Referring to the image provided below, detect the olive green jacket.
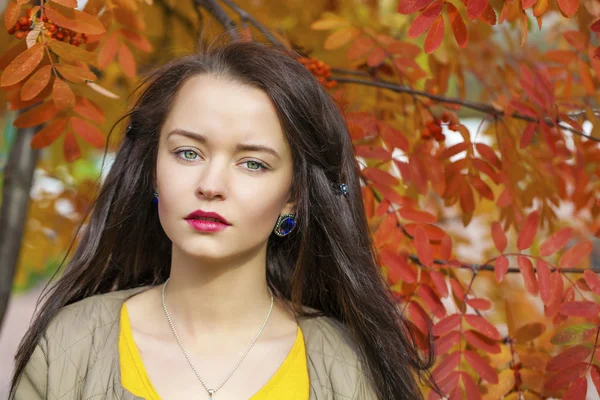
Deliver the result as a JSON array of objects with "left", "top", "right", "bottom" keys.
[{"left": 13, "top": 287, "right": 378, "bottom": 400}]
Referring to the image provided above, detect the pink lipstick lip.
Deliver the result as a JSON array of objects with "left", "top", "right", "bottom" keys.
[
  {"left": 186, "top": 219, "right": 229, "bottom": 232},
  {"left": 184, "top": 210, "right": 231, "bottom": 225}
]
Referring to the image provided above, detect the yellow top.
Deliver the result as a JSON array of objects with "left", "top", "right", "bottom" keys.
[{"left": 119, "top": 303, "right": 309, "bottom": 399}]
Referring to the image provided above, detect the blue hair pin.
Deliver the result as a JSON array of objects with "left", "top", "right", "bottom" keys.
[{"left": 337, "top": 183, "right": 349, "bottom": 196}]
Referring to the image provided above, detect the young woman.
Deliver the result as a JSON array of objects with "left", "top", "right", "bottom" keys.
[{"left": 10, "top": 37, "right": 433, "bottom": 400}]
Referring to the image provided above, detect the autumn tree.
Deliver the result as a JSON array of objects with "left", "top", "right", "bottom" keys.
[{"left": 2, "top": 0, "right": 600, "bottom": 398}]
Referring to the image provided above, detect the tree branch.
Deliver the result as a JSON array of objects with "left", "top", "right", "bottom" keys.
[
  {"left": 194, "top": 0, "right": 239, "bottom": 40},
  {"left": 218, "top": 0, "right": 285, "bottom": 48},
  {"left": 331, "top": 75, "right": 600, "bottom": 143}
]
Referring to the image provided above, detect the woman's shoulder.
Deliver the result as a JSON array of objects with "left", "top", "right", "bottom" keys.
[
  {"left": 298, "top": 314, "right": 378, "bottom": 398},
  {"left": 44, "top": 286, "right": 149, "bottom": 349}
]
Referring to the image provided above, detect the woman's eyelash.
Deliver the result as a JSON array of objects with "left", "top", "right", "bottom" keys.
[{"left": 174, "top": 149, "right": 269, "bottom": 172}]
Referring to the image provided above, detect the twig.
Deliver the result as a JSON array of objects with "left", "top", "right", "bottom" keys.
[
  {"left": 194, "top": 0, "right": 238, "bottom": 40},
  {"left": 218, "top": 0, "right": 284, "bottom": 48},
  {"left": 331, "top": 76, "right": 600, "bottom": 143},
  {"left": 155, "top": 0, "right": 197, "bottom": 33}
]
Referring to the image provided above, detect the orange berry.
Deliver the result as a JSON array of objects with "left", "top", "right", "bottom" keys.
[
  {"left": 18, "top": 16, "right": 28, "bottom": 25},
  {"left": 15, "top": 31, "right": 25, "bottom": 39},
  {"left": 55, "top": 32, "right": 64, "bottom": 39},
  {"left": 45, "top": 30, "right": 52, "bottom": 37},
  {"left": 441, "top": 112, "right": 451, "bottom": 123},
  {"left": 26, "top": 8, "right": 32, "bottom": 17},
  {"left": 448, "top": 123, "right": 458, "bottom": 131}
]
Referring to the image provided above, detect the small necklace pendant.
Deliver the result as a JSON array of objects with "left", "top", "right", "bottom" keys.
[{"left": 208, "top": 389, "right": 215, "bottom": 399}]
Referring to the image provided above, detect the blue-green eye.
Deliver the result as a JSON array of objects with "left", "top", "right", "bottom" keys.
[
  {"left": 179, "top": 150, "right": 198, "bottom": 161},
  {"left": 174, "top": 149, "right": 268, "bottom": 173},
  {"left": 245, "top": 160, "right": 268, "bottom": 172}
]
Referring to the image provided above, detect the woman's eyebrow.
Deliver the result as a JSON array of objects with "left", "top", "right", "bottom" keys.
[{"left": 166, "top": 129, "right": 281, "bottom": 160}]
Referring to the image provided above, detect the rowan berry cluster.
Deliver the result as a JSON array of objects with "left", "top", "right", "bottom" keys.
[
  {"left": 422, "top": 112, "right": 458, "bottom": 142},
  {"left": 298, "top": 56, "right": 337, "bottom": 89},
  {"left": 7, "top": 8, "right": 88, "bottom": 46}
]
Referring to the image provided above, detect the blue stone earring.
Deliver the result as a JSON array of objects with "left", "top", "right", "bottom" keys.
[
  {"left": 152, "top": 191, "right": 159, "bottom": 204},
  {"left": 273, "top": 213, "right": 296, "bottom": 237}
]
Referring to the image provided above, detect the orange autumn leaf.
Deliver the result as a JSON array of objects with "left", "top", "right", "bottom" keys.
[
  {"left": 464, "top": 314, "right": 501, "bottom": 340},
  {"left": 464, "top": 350, "right": 498, "bottom": 383},
  {"left": 466, "top": 297, "right": 492, "bottom": 311},
  {"left": 398, "top": 0, "right": 436, "bottom": 14},
  {"left": 577, "top": 58, "right": 595, "bottom": 95},
  {"left": 536, "top": 260, "right": 553, "bottom": 306},
  {"left": 30, "top": 117, "right": 67, "bottom": 149},
  {"left": 540, "top": 227, "right": 572, "bottom": 256},
  {"left": 63, "top": 129, "right": 82, "bottom": 162},
  {"left": 468, "top": 0, "right": 488, "bottom": 18},
  {"left": 517, "top": 256, "right": 539, "bottom": 295},
  {"left": 20, "top": 65, "right": 52, "bottom": 101},
  {"left": 98, "top": 32, "right": 120, "bottom": 69},
  {"left": 1, "top": 42, "right": 44, "bottom": 87},
  {"left": 120, "top": 29, "right": 153, "bottom": 52},
  {"left": 362, "top": 167, "right": 398, "bottom": 187},
  {"left": 48, "top": 39, "right": 97, "bottom": 64},
  {"left": 70, "top": 117, "right": 105, "bottom": 148},
  {"left": 118, "top": 43, "right": 136, "bottom": 78},
  {"left": 324, "top": 26, "right": 360, "bottom": 50},
  {"left": 44, "top": 2, "right": 106, "bottom": 35},
  {"left": 73, "top": 96, "right": 105, "bottom": 124},
  {"left": 50, "top": 0, "right": 78, "bottom": 7},
  {"left": 4, "top": 1, "right": 20, "bottom": 31},
  {"left": 583, "top": 270, "right": 600, "bottom": 295},
  {"left": 52, "top": 78, "right": 76, "bottom": 111},
  {"left": 557, "top": 0, "right": 579, "bottom": 17},
  {"left": 13, "top": 101, "right": 58, "bottom": 128},
  {"left": 399, "top": 208, "right": 437, "bottom": 223},
  {"left": 491, "top": 221, "right": 507, "bottom": 253},
  {"left": 55, "top": 64, "right": 97, "bottom": 83}
]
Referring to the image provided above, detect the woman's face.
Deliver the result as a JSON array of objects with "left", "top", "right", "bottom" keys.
[{"left": 155, "top": 74, "right": 294, "bottom": 263}]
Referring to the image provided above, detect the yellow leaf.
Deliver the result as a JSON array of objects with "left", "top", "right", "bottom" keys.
[
  {"left": 311, "top": 13, "right": 349, "bottom": 30},
  {"left": 482, "top": 369, "right": 515, "bottom": 399},
  {"left": 324, "top": 27, "right": 360, "bottom": 51}
]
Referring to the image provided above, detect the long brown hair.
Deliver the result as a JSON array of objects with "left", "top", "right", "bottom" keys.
[{"left": 11, "top": 35, "right": 434, "bottom": 399}]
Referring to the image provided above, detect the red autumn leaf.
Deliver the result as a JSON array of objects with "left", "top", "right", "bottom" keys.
[
  {"left": 432, "top": 351, "right": 461, "bottom": 381},
  {"left": 563, "top": 377, "right": 588, "bottom": 400},
  {"left": 20, "top": 65, "right": 52, "bottom": 101},
  {"left": 347, "top": 36, "right": 375, "bottom": 61},
  {"left": 379, "top": 249, "right": 417, "bottom": 283},
  {"left": 424, "top": 15, "right": 445, "bottom": 54},
  {"left": 407, "top": 301, "right": 432, "bottom": 334},
  {"left": 70, "top": 117, "right": 105, "bottom": 148},
  {"left": 1, "top": 42, "right": 44, "bottom": 87},
  {"left": 430, "top": 270, "right": 449, "bottom": 297},
  {"left": 399, "top": 208, "right": 437, "bottom": 223},
  {"left": 495, "top": 255, "right": 509, "bottom": 283},
  {"left": 379, "top": 122, "right": 410, "bottom": 152},
  {"left": 405, "top": 223, "right": 446, "bottom": 241},
  {"left": 464, "top": 330, "right": 501, "bottom": 353},
  {"left": 583, "top": 270, "right": 600, "bottom": 295},
  {"left": 591, "top": 365, "right": 600, "bottom": 396},
  {"left": 435, "top": 331, "right": 461, "bottom": 355},
  {"left": 536, "top": 260, "right": 553, "bottom": 306},
  {"left": 355, "top": 145, "right": 392, "bottom": 160},
  {"left": 461, "top": 372, "right": 481, "bottom": 400},
  {"left": 475, "top": 143, "right": 501, "bottom": 169},
  {"left": 52, "top": 78, "right": 75, "bottom": 111},
  {"left": 432, "top": 314, "right": 461, "bottom": 336},
  {"left": 559, "top": 241, "right": 593, "bottom": 269},
  {"left": 547, "top": 345, "right": 592, "bottom": 372},
  {"left": 464, "top": 314, "right": 501, "bottom": 340},
  {"left": 397, "top": 0, "right": 435, "bottom": 14},
  {"left": 407, "top": 0, "right": 444, "bottom": 39},
  {"left": 120, "top": 29, "right": 153, "bottom": 52},
  {"left": 63, "top": 129, "right": 82, "bottom": 163},
  {"left": 545, "top": 362, "right": 588, "bottom": 390},
  {"left": 491, "top": 221, "right": 507, "bottom": 253},
  {"left": 520, "top": 123, "right": 536, "bottom": 149},
  {"left": 540, "top": 227, "right": 573, "bottom": 256},
  {"left": 415, "top": 225, "right": 434, "bottom": 267},
  {"left": 418, "top": 284, "right": 445, "bottom": 318},
  {"left": 44, "top": 2, "right": 106, "bottom": 34},
  {"left": 560, "top": 301, "right": 600, "bottom": 318},
  {"left": 464, "top": 350, "right": 498, "bottom": 383},
  {"left": 440, "top": 235, "right": 453, "bottom": 261},
  {"left": 517, "top": 256, "right": 538, "bottom": 295},
  {"left": 437, "top": 371, "right": 461, "bottom": 396},
  {"left": 557, "top": 0, "right": 579, "bottom": 17},
  {"left": 362, "top": 167, "right": 398, "bottom": 187},
  {"left": 466, "top": 298, "right": 492, "bottom": 311},
  {"left": 73, "top": 96, "right": 105, "bottom": 124},
  {"left": 30, "top": 118, "right": 66, "bottom": 149},
  {"left": 118, "top": 43, "right": 137, "bottom": 78},
  {"left": 4, "top": 1, "right": 20, "bottom": 31},
  {"left": 449, "top": 277, "right": 465, "bottom": 301},
  {"left": 522, "top": 0, "right": 537, "bottom": 9},
  {"left": 467, "top": 0, "right": 488, "bottom": 18},
  {"left": 471, "top": 175, "right": 493, "bottom": 200},
  {"left": 13, "top": 101, "right": 58, "bottom": 128},
  {"left": 441, "top": 142, "right": 469, "bottom": 159},
  {"left": 471, "top": 158, "right": 500, "bottom": 184},
  {"left": 591, "top": 19, "right": 600, "bottom": 32},
  {"left": 517, "top": 210, "right": 539, "bottom": 251},
  {"left": 447, "top": 3, "right": 467, "bottom": 48}
]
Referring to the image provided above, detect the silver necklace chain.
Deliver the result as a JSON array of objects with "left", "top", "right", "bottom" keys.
[{"left": 161, "top": 278, "right": 274, "bottom": 399}]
